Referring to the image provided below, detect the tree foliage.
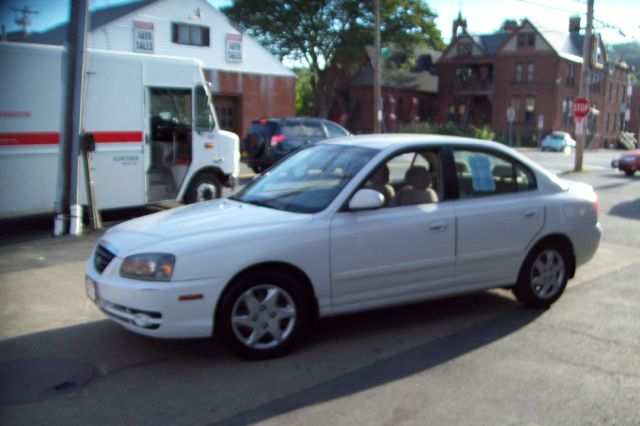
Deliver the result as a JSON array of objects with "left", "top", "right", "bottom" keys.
[
  {"left": 609, "top": 42, "right": 640, "bottom": 82},
  {"left": 222, "top": 0, "right": 444, "bottom": 117}
]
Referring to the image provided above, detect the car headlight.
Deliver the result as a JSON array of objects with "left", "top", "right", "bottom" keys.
[{"left": 120, "top": 253, "right": 175, "bottom": 282}]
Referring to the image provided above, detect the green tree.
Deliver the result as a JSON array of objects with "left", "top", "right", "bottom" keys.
[
  {"left": 294, "top": 68, "right": 315, "bottom": 115},
  {"left": 222, "top": 0, "right": 444, "bottom": 117}
]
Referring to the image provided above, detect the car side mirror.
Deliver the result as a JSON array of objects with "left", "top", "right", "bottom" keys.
[{"left": 349, "top": 189, "right": 385, "bottom": 211}]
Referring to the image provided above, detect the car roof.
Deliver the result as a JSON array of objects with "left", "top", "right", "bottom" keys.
[
  {"left": 326, "top": 133, "right": 508, "bottom": 151},
  {"left": 254, "top": 117, "right": 330, "bottom": 123}
]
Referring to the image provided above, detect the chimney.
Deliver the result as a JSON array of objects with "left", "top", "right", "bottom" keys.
[
  {"left": 569, "top": 16, "right": 581, "bottom": 32},
  {"left": 502, "top": 20, "right": 518, "bottom": 33}
]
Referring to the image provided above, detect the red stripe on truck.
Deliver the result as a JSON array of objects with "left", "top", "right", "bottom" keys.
[
  {"left": 93, "top": 131, "right": 143, "bottom": 143},
  {"left": 0, "top": 132, "right": 59, "bottom": 145},
  {"left": 0, "top": 131, "right": 143, "bottom": 146}
]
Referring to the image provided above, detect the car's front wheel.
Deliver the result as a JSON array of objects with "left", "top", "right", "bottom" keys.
[
  {"left": 216, "top": 270, "right": 311, "bottom": 359},
  {"left": 513, "top": 243, "right": 569, "bottom": 308}
]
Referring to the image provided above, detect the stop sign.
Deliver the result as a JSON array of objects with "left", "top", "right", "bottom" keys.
[{"left": 573, "top": 97, "right": 590, "bottom": 118}]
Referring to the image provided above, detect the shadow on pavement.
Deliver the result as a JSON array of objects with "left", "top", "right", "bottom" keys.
[
  {"left": 0, "top": 291, "right": 541, "bottom": 424},
  {"left": 219, "top": 295, "right": 542, "bottom": 425},
  {"left": 608, "top": 198, "right": 640, "bottom": 220}
]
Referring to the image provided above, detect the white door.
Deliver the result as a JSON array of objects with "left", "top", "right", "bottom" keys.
[
  {"left": 329, "top": 149, "right": 456, "bottom": 312},
  {"left": 452, "top": 149, "right": 544, "bottom": 288}
]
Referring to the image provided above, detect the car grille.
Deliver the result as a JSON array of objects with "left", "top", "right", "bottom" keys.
[
  {"left": 100, "top": 301, "right": 162, "bottom": 330},
  {"left": 94, "top": 244, "right": 116, "bottom": 274}
]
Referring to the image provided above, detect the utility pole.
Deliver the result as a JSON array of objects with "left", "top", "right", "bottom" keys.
[
  {"left": 11, "top": 5, "right": 38, "bottom": 38},
  {"left": 373, "top": 0, "right": 382, "bottom": 133},
  {"left": 574, "top": 0, "right": 594, "bottom": 172},
  {"left": 54, "top": 0, "right": 90, "bottom": 236}
]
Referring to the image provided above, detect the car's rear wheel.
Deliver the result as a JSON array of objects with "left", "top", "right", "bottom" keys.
[
  {"left": 513, "top": 243, "right": 569, "bottom": 308},
  {"left": 216, "top": 270, "right": 310, "bottom": 359},
  {"left": 624, "top": 170, "right": 635, "bottom": 176}
]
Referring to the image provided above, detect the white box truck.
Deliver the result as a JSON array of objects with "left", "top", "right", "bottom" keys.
[{"left": 0, "top": 42, "right": 240, "bottom": 217}]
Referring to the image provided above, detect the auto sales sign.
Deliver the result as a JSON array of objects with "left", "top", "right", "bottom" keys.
[{"left": 134, "top": 21, "right": 154, "bottom": 53}]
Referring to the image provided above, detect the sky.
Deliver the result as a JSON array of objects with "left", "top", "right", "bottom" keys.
[{"left": 1, "top": 0, "right": 639, "bottom": 46}]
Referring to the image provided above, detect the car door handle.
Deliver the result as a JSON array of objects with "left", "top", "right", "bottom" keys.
[
  {"left": 430, "top": 222, "right": 448, "bottom": 232},
  {"left": 524, "top": 209, "right": 538, "bottom": 219}
]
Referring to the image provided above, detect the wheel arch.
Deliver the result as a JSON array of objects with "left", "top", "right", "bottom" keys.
[
  {"left": 524, "top": 233, "right": 576, "bottom": 279},
  {"left": 214, "top": 261, "right": 319, "bottom": 333}
]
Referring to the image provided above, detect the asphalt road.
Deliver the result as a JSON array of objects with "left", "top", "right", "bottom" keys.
[{"left": 0, "top": 148, "right": 639, "bottom": 425}]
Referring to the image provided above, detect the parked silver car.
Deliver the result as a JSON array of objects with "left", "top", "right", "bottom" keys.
[{"left": 86, "top": 135, "right": 601, "bottom": 359}]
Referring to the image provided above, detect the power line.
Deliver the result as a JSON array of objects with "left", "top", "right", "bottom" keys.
[
  {"left": 513, "top": 0, "right": 582, "bottom": 15},
  {"left": 514, "top": 0, "right": 639, "bottom": 42}
]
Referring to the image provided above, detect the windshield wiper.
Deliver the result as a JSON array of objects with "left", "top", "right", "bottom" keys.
[{"left": 238, "top": 198, "right": 277, "bottom": 209}]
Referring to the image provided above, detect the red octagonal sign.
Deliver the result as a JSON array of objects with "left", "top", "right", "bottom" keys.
[{"left": 573, "top": 97, "right": 590, "bottom": 118}]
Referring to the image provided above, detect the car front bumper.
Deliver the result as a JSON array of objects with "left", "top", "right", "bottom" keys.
[{"left": 85, "top": 264, "right": 224, "bottom": 339}]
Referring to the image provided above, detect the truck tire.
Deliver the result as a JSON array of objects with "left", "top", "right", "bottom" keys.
[{"left": 185, "top": 172, "right": 222, "bottom": 203}]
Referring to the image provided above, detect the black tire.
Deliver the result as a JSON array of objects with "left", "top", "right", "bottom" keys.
[
  {"left": 216, "top": 270, "right": 311, "bottom": 360},
  {"left": 185, "top": 172, "right": 222, "bottom": 204},
  {"left": 513, "top": 242, "right": 569, "bottom": 308},
  {"left": 251, "top": 165, "right": 263, "bottom": 174},
  {"left": 624, "top": 170, "right": 635, "bottom": 176}
]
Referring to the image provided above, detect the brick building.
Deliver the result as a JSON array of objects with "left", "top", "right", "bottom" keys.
[
  {"left": 18, "top": 0, "right": 295, "bottom": 138},
  {"left": 331, "top": 46, "right": 440, "bottom": 134},
  {"left": 629, "top": 85, "right": 640, "bottom": 141},
  {"left": 437, "top": 14, "right": 630, "bottom": 148}
]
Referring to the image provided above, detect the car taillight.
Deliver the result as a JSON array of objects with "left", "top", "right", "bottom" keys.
[
  {"left": 270, "top": 134, "right": 285, "bottom": 146},
  {"left": 594, "top": 198, "right": 600, "bottom": 220}
]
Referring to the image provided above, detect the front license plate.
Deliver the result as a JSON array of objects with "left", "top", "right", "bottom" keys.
[{"left": 85, "top": 276, "right": 98, "bottom": 303}]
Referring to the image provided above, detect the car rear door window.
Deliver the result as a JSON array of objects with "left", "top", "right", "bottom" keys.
[{"left": 453, "top": 149, "right": 535, "bottom": 198}]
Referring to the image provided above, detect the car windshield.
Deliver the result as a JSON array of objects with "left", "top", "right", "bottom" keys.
[{"left": 232, "top": 144, "right": 378, "bottom": 213}]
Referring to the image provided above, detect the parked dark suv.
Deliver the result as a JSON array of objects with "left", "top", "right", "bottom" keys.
[{"left": 241, "top": 117, "right": 350, "bottom": 173}]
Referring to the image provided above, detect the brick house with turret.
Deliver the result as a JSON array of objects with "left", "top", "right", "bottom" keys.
[{"left": 437, "top": 14, "right": 630, "bottom": 148}]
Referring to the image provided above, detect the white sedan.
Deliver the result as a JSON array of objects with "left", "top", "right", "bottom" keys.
[{"left": 85, "top": 135, "right": 601, "bottom": 359}]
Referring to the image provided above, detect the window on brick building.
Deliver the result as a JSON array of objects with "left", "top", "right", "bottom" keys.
[
  {"left": 524, "top": 96, "right": 535, "bottom": 123},
  {"left": 517, "top": 32, "right": 535, "bottom": 48},
  {"left": 172, "top": 23, "right": 210, "bottom": 46},
  {"left": 562, "top": 99, "right": 568, "bottom": 127},
  {"left": 566, "top": 63, "right": 576, "bottom": 86},
  {"left": 397, "top": 97, "right": 405, "bottom": 122},
  {"left": 515, "top": 63, "right": 523, "bottom": 82},
  {"left": 510, "top": 96, "right": 521, "bottom": 122},
  {"left": 606, "top": 112, "right": 610, "bottom": 132},
  {"left": 620, "top": 113, "right": 624, "bottom": 131},
  {"left": 609, "top": 81, "right": 613, "bottom": 102},
  {"left": 526, "top": 63, "right": 535, "bottom": 83}
]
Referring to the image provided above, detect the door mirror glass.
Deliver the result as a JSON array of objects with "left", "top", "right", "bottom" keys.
[{"left": 349, "top": 189, "right": 385, "bottom": 211}]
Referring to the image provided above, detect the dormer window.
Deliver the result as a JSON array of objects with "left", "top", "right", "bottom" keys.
[{"left": 517, "top": 33, "right": 535, "bottom": 48}]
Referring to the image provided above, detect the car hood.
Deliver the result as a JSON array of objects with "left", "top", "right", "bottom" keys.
[{"left": 101, "top": 199, "right": 311, "bottom": 256}]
